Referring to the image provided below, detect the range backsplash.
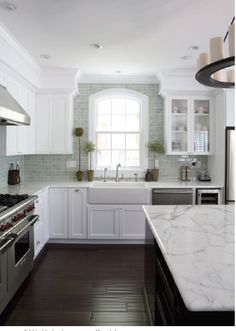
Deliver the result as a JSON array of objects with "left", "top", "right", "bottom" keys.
[{"left": 0, "top": 84, "right": 208, "bottom": 187}]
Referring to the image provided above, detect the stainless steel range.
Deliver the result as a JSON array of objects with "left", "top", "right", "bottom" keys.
[{"left": 0, "top": 194, "right": 38, "bottom": 314}]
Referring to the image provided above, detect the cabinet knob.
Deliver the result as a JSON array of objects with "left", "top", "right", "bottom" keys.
[{"left": 75, "top": 189, "right": 80, "bottom": 193}]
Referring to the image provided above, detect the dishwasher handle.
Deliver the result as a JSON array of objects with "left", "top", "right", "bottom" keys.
[{"left": 152, "top": 189, "right": 193, "bottom": 194}]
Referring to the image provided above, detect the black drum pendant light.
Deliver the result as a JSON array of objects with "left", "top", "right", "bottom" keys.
[{"left": 196, "top": 17, "right": 235, "bottom": 88}]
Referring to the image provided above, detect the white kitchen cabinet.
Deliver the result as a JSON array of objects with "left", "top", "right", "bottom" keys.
[
  {"left": 87, "top": 205, "right": 120, "bottom": 239},
  {"left": 225, "top": 90, "right": 235, "bottom": 127},
  {"left": 87, "top": 204, "right": 146, "bottom": 240},
  {"left": 68, "top": 188, "right": 87, "bottom": 239},
  {"left": 49, "top": 188, "right": 68, "bottom": 239},
  {"left": 165, "top": 95, "right": 214, "bottom": 155},
  {"left": 119, "top": 205, "right": 146, "bottom": 239},
  {"left": 36, "top": 94, "right": 73, "bottom": 154},
  {"left": 5, "top": 79, "right": 18, "bottom": 155},
  {"left": 0, "top": 78, "right": 36, "bottom": 156},
  {"left": 34, "top": 189, "right": 49, "bottom": 258},
  {"left": 35, "top": 95, "right": 52, "bottom": 153}
]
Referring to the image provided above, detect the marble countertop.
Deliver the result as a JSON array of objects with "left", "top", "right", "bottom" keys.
[
  {"left": 143, "top": 205, "right": 235, "bottom": 312},
  {"left": 0, "top": 180, "right": 223, "bottom": 196}
]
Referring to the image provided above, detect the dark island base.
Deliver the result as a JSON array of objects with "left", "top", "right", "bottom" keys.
[{"left": 144, "top": 221, "right": 235, "bottom": 326}]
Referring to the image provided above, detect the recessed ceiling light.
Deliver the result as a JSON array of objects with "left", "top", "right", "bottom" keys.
[
  {"left": 188, "top": 45, "right": 199, "bottom": 51},
  {"left": 181, "top": 55, "right": 192, "bottom": 60},
  {"left": 90, "top": 43, "right": 103, "bottom": 49},
  {"left": 115, "top": 70, "right": 122, "bottom": 74},
  {"left": 40, "top": 54, "right": 51, "bottom": 60},
  {"left": 0, "top": 1, "right": 17, "bottom": 11}
]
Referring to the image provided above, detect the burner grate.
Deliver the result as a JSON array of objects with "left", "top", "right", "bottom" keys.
[{"left": 0, "top": 194, "right": 29, "bottom": 208}]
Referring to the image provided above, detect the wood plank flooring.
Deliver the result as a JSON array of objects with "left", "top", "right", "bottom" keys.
[{"left": 0, "top": 244, "right": 149, "bottom": 326}]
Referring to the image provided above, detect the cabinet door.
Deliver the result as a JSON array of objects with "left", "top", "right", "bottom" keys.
[
  {"left": 49, "top": 188, "right": 68, "bottom": 238},
  {"left": 5, "top": 79, "right": 18, "bottom": 155},
  {"left": 36, "top": 95, "right": 52, "bottom": 153},
  {"left": 87, "top": 205, "right": 119, "bottom": 239},
  {"left": 192, "top": 97, "right": 213, "bottom": 154},
  {"left": 68, "top": 188, "right": 87, "bottom": 239},
  {"left": 120, "top": 205, "right": 146, "bottom": 239},
  {"left": 16, "top": 85, "right": 28, "bottom": 154},
  {"left": 34, "top": 222, "right": 44, "bottom": 258},
  {"left": 167, "top": 97, "right": 189, "bottom": 154},
  {"left": 41, "top": 189, "right": 49, "bottom": 243},
  {"left": 24, "top": 90, "right": 36, "bottom": 155},
  {"left": 52, "top": 95, "right": 69, "bottom": 154},
  {"left": 225, "top": 91, "right": 235, "bottom": 127}
]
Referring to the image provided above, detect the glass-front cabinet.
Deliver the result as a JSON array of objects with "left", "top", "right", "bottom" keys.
[{"left": 165, "top": 95, "right": 213, "bottom": 155}]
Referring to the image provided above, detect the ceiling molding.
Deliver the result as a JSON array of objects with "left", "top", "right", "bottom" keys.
[
  {"left": 0, "top": 22, "right": 41, "bottom": 74},
  {"left": 77, "top": 73, "right": 159, "bottom": 84}
]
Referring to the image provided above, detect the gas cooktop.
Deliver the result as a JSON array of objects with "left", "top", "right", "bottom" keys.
[{"left": 0, "top": 194, "right": 29, "bottom": 211}]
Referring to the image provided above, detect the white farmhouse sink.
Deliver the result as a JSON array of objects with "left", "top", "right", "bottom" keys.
[
  {"left": 91, "top": 182, "right": 147, "bottom": 188},
  {"left": 88, "top": 181, "right": 150, "bottom": 204}
]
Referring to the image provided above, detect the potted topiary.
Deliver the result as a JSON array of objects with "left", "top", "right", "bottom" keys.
[
  {"left": 84, "top": 141, "right": 96, "bottom": 181},
  {"left": 147, "top": 140, "right": 165, "bottom": 181},
  {"left": 75, "top": 128, "right": 84, "bottom": 181}
]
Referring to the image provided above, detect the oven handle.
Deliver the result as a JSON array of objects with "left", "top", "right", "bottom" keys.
[
  {"left": 0, "top": 237, "right": 15, "bottom": 254},
  {"left": 15, "top": 214, "right": 39, "bottom": 238}
]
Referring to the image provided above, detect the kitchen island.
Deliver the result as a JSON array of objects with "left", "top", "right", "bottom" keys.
[{"left": 143, "top": 204, "right": 235, "bottom": 326}]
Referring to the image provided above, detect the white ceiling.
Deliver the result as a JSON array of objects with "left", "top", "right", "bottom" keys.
[{"left": 0, "top": 0, "right": 234, "bottom": 76}]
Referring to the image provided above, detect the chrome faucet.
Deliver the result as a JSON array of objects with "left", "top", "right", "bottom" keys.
[
  {"left": 115, "top": 163, "right": 121, "bottom": 182},
  {"left": 103, "top": 168, "right": 108, "bottom": 182}
]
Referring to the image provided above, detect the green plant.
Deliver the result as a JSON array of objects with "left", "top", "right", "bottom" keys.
[
  {"left": 75, "top": 128, "right": 84, "bottom": 172},
  {"left": 84, "top": 141, "right": 96, "bottom": 170},
  {"left": 147, "top": 140, "right": 165, "bottom": 168}
]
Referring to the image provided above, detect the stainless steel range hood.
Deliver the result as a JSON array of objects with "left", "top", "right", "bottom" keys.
[{"left": 0, "top": 84, "right": 30, "bottom": 126}]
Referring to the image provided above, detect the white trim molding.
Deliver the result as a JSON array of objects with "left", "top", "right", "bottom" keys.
[{"left": 89, "top": 88, "right": 149, "bottom": 175}]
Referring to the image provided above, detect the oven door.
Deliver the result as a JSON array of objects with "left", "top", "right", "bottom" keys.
[
  {"left": 7, "top": 215, "right": 39, "bottom": 294},
  {"left": 0, "top": 245, "right": 8, "bottom": 311}
]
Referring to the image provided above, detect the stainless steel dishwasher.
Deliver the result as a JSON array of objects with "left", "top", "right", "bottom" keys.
[{"left": 152, "top": 188, "right": 194, "bottom": 205}]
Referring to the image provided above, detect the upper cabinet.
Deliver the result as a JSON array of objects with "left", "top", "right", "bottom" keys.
[
  {"left": 0, "top": 78, "right": 36, "bottom": 156},
  {"left": 35, "top": 94, "right": 73, "bottom": 154},
  {"left": 165, "top": 95, "right": 214, "bottom": 155}
]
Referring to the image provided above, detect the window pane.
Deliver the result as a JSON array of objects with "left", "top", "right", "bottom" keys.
[
  {"left": 126, "top": 151, "right": 140, "bottom": 167},
  {"left": 97, "top": 134, "right": 111, "bottom": 150},
  {"left": 97, "top": 150, "right": 111, "bottom": 167},
  {"left": 126, "top": 114, "right": 140, "bottom": 131},
  {"left": 112, "top": 114, "right": 125, "bottom": 131},
  {"left": 112, "top": 134, "right": 125, "bottom": 149},
  {"left": 97, "top": 114, "right": 111, "bottom": 130},
  {"left": 126, "top": 99, "right": 140, "bottom": 115},
  {"left": 112, "top": 98, "right": 125, "bottom": 114},
  {"left": 112, "top": 150, "right": 125, "bottom": 167},
  {"left": 126, "top": 134, "right": 139, "bottom": 149},
  {"left": 98, "top": 99, "right": 111, "bottom": 115}
]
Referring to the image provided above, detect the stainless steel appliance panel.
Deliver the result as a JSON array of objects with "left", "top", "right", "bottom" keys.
[
  {"left": 196, "top": 189, "right": 222, "bottom": 205},
  {"left": 152, "top": 189, "right": 194, "bottom": 205},
  {"left": 0, "top": 250, "right": 7, "bottom": 304},
  {"left": 226, "top": 127, "right": 235, "bottom": 203}
]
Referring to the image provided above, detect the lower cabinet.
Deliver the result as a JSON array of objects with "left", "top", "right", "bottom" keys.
[
  {"left": 87, "top": 205, "right": 146, "bottom": 240},
  {"left": 68, "top": 188, "right": 87, "bottom": 239},
  {"left": 34, "top": 189, "right": 49, "bottom": 258},
  {"left": 87, "top": 206, "right": 120, "bottom": 239},
  {"left": 120, "top": 206, "right": 146, "bottom": 239},
  {"left": 49, "top": 188, "right": 68, "bottom": 239},
  {"left": 49, "top": 188, "right": 87, "bottom": 239}
]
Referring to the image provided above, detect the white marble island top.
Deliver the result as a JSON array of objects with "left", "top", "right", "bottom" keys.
[{"left": 143, "top": 205, "right": 235, "bottom": 312}]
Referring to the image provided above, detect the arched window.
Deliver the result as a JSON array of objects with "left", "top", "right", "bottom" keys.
[{"left": 89, "top": 89, "right": 148, "bottom": 171}]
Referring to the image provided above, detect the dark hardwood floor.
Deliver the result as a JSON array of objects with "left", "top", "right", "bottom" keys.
[{"left": 0, "top": 244, "right": 149, "bottom": 326}]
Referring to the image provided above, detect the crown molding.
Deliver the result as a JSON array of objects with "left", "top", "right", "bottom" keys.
[
  {"left": 77, "top": 73, "right": 159, "bottom": 84},
  {"left": 0, "top": 22, "right": 41, "bottom": 74}
]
